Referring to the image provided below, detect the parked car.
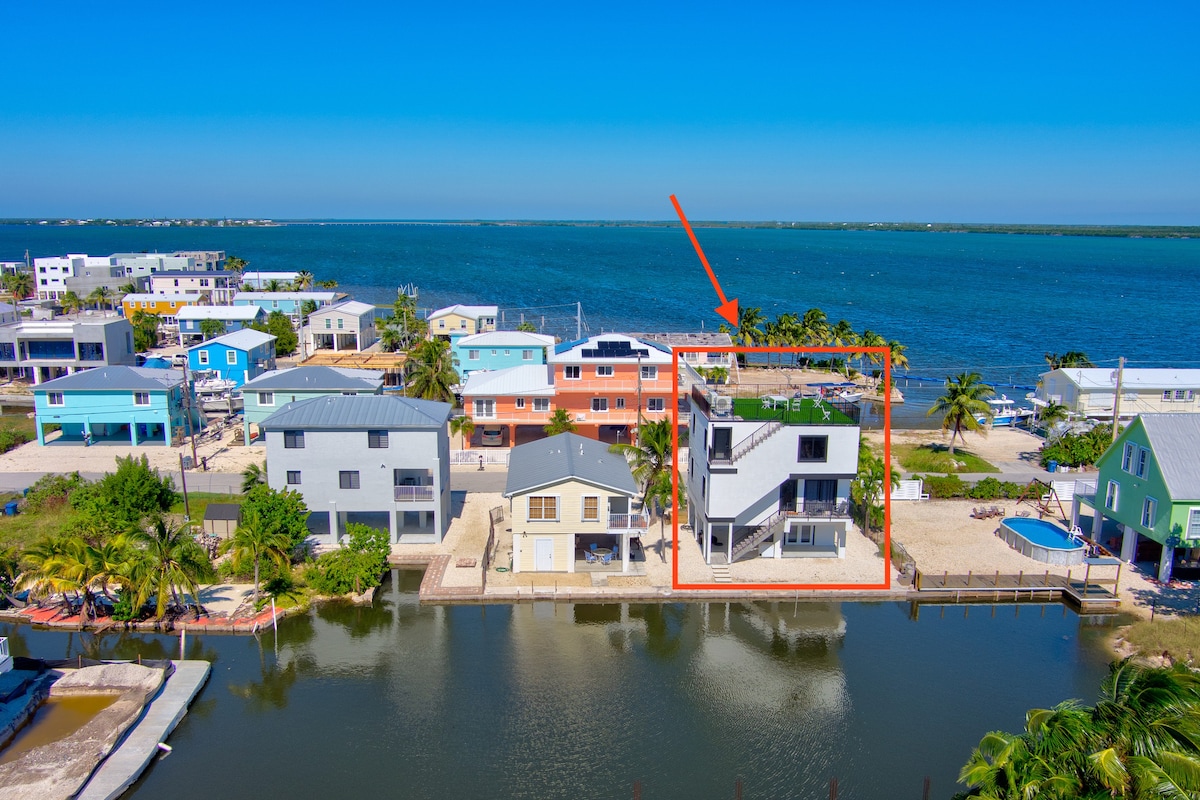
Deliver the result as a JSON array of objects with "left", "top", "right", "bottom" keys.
[{"left": 480, "top": 427, "right": 504, "bottom": 446}]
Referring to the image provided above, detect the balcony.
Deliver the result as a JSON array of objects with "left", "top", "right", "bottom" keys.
[
  {"left": 609, "top": 512, "right": 650, "bottom": 532},
  {"left": 783, "top": 500, "right": 852, "bottom": 520},
  {"left": 691, "top": 386, "right": 860, "bottom": 426},
  {"left": 394, "top": 485, "right": 435, "bottom": 502}
]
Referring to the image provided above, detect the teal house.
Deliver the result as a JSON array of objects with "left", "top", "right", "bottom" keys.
[
  {"left": 1074, "top": 414, "right": 1200, "bottom": 582},
  {"left": 452, "top": 331, "right": 555, "bottom": 378},
  {"left": 187, "top": 329, "right": 277, "bottom": 387},
  {"left": 32, "top": 366, "right": 201, "bottom": 446},
  {"left": 240, "top": 365, "right": 384, "bottom": 445}
]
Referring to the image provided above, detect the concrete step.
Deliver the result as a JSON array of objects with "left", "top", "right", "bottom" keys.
[{"left": 710, "top": 564, "right": 733, "bottom": 583}]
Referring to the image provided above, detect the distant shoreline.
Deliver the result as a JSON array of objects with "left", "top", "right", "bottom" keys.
[{"left": 0, "top": 219, "right": 1196, "bottom": 239}]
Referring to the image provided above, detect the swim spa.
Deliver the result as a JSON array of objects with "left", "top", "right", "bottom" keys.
[{"left": 998, "top": 517, "right": 1086, "bottom": 566}]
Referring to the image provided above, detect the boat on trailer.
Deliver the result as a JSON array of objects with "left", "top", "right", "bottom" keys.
[{"left": 192, "top": 371, "right": 243, "bottom": 413}]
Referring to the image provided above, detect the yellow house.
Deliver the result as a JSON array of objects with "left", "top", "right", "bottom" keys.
[
  {"left": 504, "top": 432, "right": 648, "bottom": 574},
  {"left": 427, "top": 303, "right": 498, "bottom": 340},
  {"left": 121, "top": 293, "right": 205, "bottom": 323}
]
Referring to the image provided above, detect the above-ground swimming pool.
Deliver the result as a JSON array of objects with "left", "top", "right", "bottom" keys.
[{"left": 998, "top": 517, "right": 1086, "bottom": 566}]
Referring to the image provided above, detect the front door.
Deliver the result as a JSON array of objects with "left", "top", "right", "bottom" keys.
[
  {"left": 779, "top": 480, "right": 797, "bottom": 513},
  {"left": 534, "top": 538, "right": 554, "bottom": 571}
]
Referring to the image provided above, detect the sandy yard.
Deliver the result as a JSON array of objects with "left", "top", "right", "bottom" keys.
[
  {"left": 0, "top": 429, "right": 266, "bottom": 475},
  {"left": 863, "top": 426, "right": 1050, "bottom": 475}
]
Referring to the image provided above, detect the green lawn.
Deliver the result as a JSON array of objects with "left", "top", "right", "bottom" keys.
[
  {"left": 0, "top": 413, "right": 36, "bottom": 438},
  {"left": 0, "top": 502, "right": 75, "bottom": 552},
  {"left": 894, "top": 443, "right": 999, "bottom": 474},
  {"left": 169, "top": 491, "right": 244, "bottom": 524}
]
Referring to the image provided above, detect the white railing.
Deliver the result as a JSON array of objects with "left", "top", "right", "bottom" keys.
[
  {"left": 609, "top": 513, "right": 650, "bottom": 530},
  {"left": 450, "top": 450, "right": 510, "bottom": 465},
  {"left": 394, "top": 485, "right": 435, "bottom": 502}
]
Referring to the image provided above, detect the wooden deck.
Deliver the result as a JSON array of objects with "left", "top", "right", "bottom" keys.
[{"left": 914, "top": 568, "right": 1121, "bottom": 612}]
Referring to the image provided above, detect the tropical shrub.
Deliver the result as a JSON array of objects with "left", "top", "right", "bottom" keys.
[
  {"left": 24, "top": 472, "right": 90, "bottom": 512},
  {"left": 1039, "top": 424, "right": 1113, "bottom": 468},
  {"left": 922, "top": 474, "right": 969, "bottom": 499},
  {"left": 968, "top": 477, "right": 1004, "bottom": 500},
  {"left": 0, "top": 427, "right": 30, "bottom": 454},
  {"left": 307, "top": 523, "right": 390, "bottom": 596}
]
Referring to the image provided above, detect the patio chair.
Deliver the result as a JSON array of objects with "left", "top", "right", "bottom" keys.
[
  {"left": 599, "top": 553, "right": 613, "bottom": 565},
  {"left": 589, "top": 543, "right": 598, "bottom": 551},
  {"left": 761, "top": 397, "right": 773, "bottom": 410},
  {"left": 612, "top": 544, "right": 619, "bottom": 559},
  {"left": 584, "top": 551, "right": 598, "bottom": 564}
]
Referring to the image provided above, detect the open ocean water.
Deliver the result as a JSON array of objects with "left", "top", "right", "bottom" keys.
[{"left": 3, "top": 223, "right": 1197, "bottom": 423}]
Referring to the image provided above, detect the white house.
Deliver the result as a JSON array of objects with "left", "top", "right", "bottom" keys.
[
  {"left": 305, "top": 300, "right": 378, "bottom": 353},
  {"left": 1038, "top": 368, "right": 1200, "bottom": 420},
  {"left": 686, "top": 386, "right": 861, "bottom": 564}
]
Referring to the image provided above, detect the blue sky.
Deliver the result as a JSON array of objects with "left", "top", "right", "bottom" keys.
[{"left": 2, "top": 1, "right": 1198, "bottom": 222}]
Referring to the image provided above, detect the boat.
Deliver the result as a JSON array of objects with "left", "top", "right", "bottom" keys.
[
  {"left": 975, "top": 395, "right": 1035, "bottom": 427},
  {"left": 192, "top": 371, "right": 243, "bottom": 413},
  {"left": 802, "top": 382, "right": 863, "bottom": 403}
]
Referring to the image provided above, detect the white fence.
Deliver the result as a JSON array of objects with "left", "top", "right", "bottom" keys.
[
  {"left": 450, "top": 450, "right": 510, "bottom": 466},
  {"left": 891, "top": 480, "right": 930, "bottom": 501}
]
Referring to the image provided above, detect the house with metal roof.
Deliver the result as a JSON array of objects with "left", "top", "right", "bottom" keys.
[
  {"left": 1037, "top": 368, "right": 1200, "bottom": 420},
  {"left": 0, "top": 315, "right": 136, "bottom": 385},
  {"left": 177, "top": 304, "right": 266, "bottom": 345},
  {"left": 148, "top": 270, "right": 237, "bottom": 304},
  {"left": 260, "top": 394, "right": 452, "bottom": 546},
  {"left": 547, "top": 334, "right": 675, "bottom": 443},
  {"left": 504, "top": 432, "right": 648, "bottom": 574},
  {"left": 1073, "top": 414, "right": 1200, "bottom": 583},
  {"left": 305, "top": 300, "right": 378, "bottom": 354},
  {"left": 32, "top": 365, "right": 201, "bottom": 446},
  {"left": 186, "top": 328, "right": 276, "bottom": 387},
  {"left": 460, "top": 365, "right": 555, "bottom": 447},
  {"left": 240, "top": 366, "right": 385, "bottom": 445},
  {"left": 427, "top": 304, "right": 498, "bottom": 341},
  {"left": 120, "top": 293, "right": 206, "bottom": 325},
  {"left": 240, "top": 271, "right": 301, "bottom": 290},
  {"left": 452, "top": 330, "right": 554, "bottom": 377},
  {"left": 233, "top": 291, "right": 342, "bottom": 323}
]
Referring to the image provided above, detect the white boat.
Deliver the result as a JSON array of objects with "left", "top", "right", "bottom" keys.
[
  {"left": 804, "top": 382, "right": 863, "bottom": 403},
  {"left": 975, "top": 395, "right": 1034, "bottom": 427},
  {"left": 192, "top": 371, "right": 243, "bottom": 413}
]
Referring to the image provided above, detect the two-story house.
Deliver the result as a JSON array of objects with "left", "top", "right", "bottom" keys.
[
  {"left": 177, "top": 305, "right": 266, "bottom": 345},
  {"left": 121, "top": 293, "right": 206, "bottom": 325},
  {"left": 186, "top": 329, "right": 276, "bottom": 387},
  {"left": 32, "top": 365, "right": 200, "bottom": 446},
  {"left": 0, "top": 316, "right": 136, "bottom": 385},
  {"left": 234, "top": 291, "right": 342, "bottom": 324},
  {"left": 305, "top": 301, "right": 378, "bottom": 353},
  {"left": 453, "top": 330, "right": 554, "bottom": 378},
  {"left": 261, "top": 394, "right": 452, "bottom": 546},
  {"left": 505, "top": 432, "right": 648, "bottom": 574},
  {"left": 240, "top": 365, "right": 384, "bottom": 445},
  {"left": 1038, "top": 368, "right": 1200, "bottom": 421},
  {"left": 1073, "top": 414, "right": 1200, "bottom": 583},
  {"left": 687, "top": 386, "right": 861, "bottom": 565},
  {"left": 427, "top": 304, "right": 498, "bottom": 341},
  {"left": 460, "top": 364, "right": 556, "bottom": 447},
  {"left": 548, "top": 334, "right": 675, "bottom": 442},
  {"left": 148, "top": 270, "right": 237, "bottom": 305}
]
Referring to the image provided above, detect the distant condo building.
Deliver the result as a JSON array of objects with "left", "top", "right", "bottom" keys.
[{"left": 33, "top": 250, "right": 226, "bottom": 301}]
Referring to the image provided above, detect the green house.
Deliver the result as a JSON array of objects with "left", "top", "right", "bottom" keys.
[{"left": 1075, "top": 414, "right": 1200, "bottom": 582}]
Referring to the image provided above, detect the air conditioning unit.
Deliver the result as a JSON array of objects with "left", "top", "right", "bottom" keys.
[{"left": 575, "top": 414, "right": 586, "bottom": 422}]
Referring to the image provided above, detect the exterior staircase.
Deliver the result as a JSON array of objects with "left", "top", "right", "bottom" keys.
[
  {"left": 730, "top": 510, "right": 788, "bottom": 562},
  {"left": 727, "top": 421, "right": 783, "bottom": 463},
  {"left": 710, "top": 561, "right": 733, "bottom": 583}
]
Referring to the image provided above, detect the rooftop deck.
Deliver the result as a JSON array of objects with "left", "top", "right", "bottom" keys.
[{"left": 691, "top": 386, "right": 860, "bottom": 426}]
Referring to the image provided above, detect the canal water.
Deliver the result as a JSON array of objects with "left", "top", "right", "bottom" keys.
[{"left": 2, "top": 570, "right": 1120, "bottom": 799}]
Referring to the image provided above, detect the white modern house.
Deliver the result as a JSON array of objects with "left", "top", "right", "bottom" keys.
[
  {"left": 261, "top": 394, "right": 452, "bottom": 546},
  {"left": 686, "top": 386, "right": 861, "bottom": 564},
  {"left": 305, "top": 301, "right": 378, "bottom": 353},
  {"left": 0, "top": 315, "right": 136, "bottom": 384},
  {"left": 1038, "top": 368, "right": 1200, "bottom": 420}
]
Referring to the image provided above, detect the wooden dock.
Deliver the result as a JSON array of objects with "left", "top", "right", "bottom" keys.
[{"left": 914, "top": 566, "right": 1121, "bottom": 612}]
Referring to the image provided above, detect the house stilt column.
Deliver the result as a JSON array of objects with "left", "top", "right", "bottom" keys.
[
  {"left": 1120, "top": 524, "right": 1138, "bottom": 562},
  {"left": 1159, "top": 544, "right": 1175, "bottom": 583}
]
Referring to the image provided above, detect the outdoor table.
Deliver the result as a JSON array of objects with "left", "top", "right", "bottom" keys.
[
  {"left": 593, "top": 548, "right": 613, "bottom": 557},
  {"left": 764, "top": 395, "right": 789, "bottom": 409}
]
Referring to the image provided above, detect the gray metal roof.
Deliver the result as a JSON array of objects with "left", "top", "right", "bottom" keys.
[
  {"left": 504, "top": 432, "right": 638, "bottom": 497},
  {"left": 461, "top": 364, "right": 555, "bottom": 396},
  {"left": 189, "top": 328, "right": 275, "bottom": 351},
  {"left": 259, "top": 394, "right": 451, "bottom": 431},
  {"left": 1138, "top": 415, "right": 1200, "bottom": 500},
  {"left": 33, "top": 365, "right": 184, "bottom": 393},
  {"left": 242, "top": 366, "right": 384, "bottom": 392},
  {"left": 204, "top": 503, "right": 242, "bottom": 521}
]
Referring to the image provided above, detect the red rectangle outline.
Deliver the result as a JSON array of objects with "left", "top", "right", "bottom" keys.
[{"left": 670, "top": 345, "right": 892, "bottom": 591}]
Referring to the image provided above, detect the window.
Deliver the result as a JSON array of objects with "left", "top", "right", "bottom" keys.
[
  {"left": 1105, "top": 480, "right": 1119, "bottom": 511},
  {"left": 325, "top": 319, "right": 331, "bottom": 329},
  {"left": 339, "top": 471, "right": 361, "bottom": 490},
  {"left": 641, "top": 365, "right": 658, "bottom": 380},
  {"left": 596, "top": 365, "right": 614, "bottom": 377},
  {"left": 564, "top": 366, "right": 581, "bottom": 380},
  {"left": 1188, "top": 509, "right": 1200, "bottom": 540},
  {"left": 47, "top": 392, "right": 64, "bottom": 406},
  {"left": 473, "top": 399, "right": 496, "bottom": 418},
  {"left": 1122, "top": 443, "right": 1135, "bottom": 472},
  {"left": 533, "top": 398, "right": 550, "bottom": 412},
  {"left": 284, "top": 430, "right": 305, "bottom": 449},
  {"left": 528, "top": 496, "right": 558, "bottom": 521},
  {"left": 582, "top": 496, "right": 599, "bottom": 522},
  {"left": 522, "top": 349, "right": 533, "bottom": 360},
  {"left": 515, "top": 398, "right": 526, "bottom": 409},
  {"left": 798, "top": 436, "right": 828, "bottom": 462},
  {"left": 702, "top": 476, "right": 706, "bottom": 499},
  {"left": 368, "top": 430, "right": 389, "bottom": 448},
  {"left": 226, "top": 350, "right": 237, "bottom": 365},
  {"left": 133, "top": 392, "right": 151, "bottom": 406},
  {"left": 785, "top": 524, "right": 814, "bottom": 545},
  {"left": 198, "top": 350, "right": 209, "bottom": 365},
  {"left": 259, "top": 392, "right": 274, "bottom": 406},
  {"left": 615, "top": 397, "right": 626, "bottom": 410},
  {"left": 490, "top": 350, "right": 497, "bottom": 356},
  {"left": 647, "top": 398, "right": 664, "bottom": 412},
  {"left": 337, "top": 318, "right": 344, "bottom": 329},
  {"left": 468, "top": 349, "right": 480, "bottom": 360},
  {"left": 1136, "top": 447, "right": 1148, "bottom": 478},
  {"left": 438, "top": 319, "right": 445, "bottom": 329},
  {"left": 1142, "top": 497, "right": 1157, "bottom": 528},
  {"left": 286, "top": 471, "right": 301, "bottom": 485},
  {"left": 592, "top": 397, "right": 609, "bottom": 412}
]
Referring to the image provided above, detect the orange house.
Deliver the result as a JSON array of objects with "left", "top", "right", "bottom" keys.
[
  {"left": 460, "top": 364, "right": 556, "bottom": 447},
  {"left": 121, "top": 293, "right": 205, "bottom": 323}
]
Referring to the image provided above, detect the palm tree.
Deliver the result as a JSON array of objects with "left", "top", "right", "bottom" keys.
[
  {"left": 222, "top": 506, "right": 293, "bottom": 604},
  {"left": 7, "top": 272, "right": 34, "bottom": 301},
  {"left": 315, "top": 278, "right": 339, "bottom": 289},
  {"left": 516, "top": 321, "right": 537, "bottom": 333},
  {"left": 927, "top": 372, "right": 995, "bottom": 455},
  {"left": 295, "top": 271, "right": 314, "bottom": 290},
  {"left": 118, "top": 281, "right": 139, "bottom": 295},
  {"left": 829, "top": 320, "right": 857, "bottom": 377},
  {"left": 87, "top": 285, "right": 113, "bottom": 312},
  {"left": 122, "top": 518, "right": 213, "bottom": 619},
  {"left": 19, "top": 534, "right": 106, "bottom": 627},
  {"left": 199, "top": 317, "right": 225, "bottom": 341},
  {"left": 887, "top": 340, "right": 909, "bottom": 373},
  {"left": 1037, "top": 401, "right": 1070, "bottom": 431},
  {"left": 263, "top": 279, "right": 283, "bottom": 293},
  {"left": 857, "top": 329, "right": 887, "bottom": 379},
  {"left": 543, "top": 408, "right": 577, "bottom": 436},
  {"left": 449, "top": 415, "right": 475, "bottom": 448},
  {"left": 1045, "top": 351, "right": 1095, "bottom": 370},
  {"left": 225, "top": 255, "right": 248, "bottom": 274},
  {"left": 800, "top": 308, "right": 830, "bottom": 367},
  {"left": 735, "top": 306, "right": 766, "bottom": 349},
  {"left": 609, "top": 418, "right": 674, "bottom": 492},
  {"left": 242, "top": 462, "right": 267, "bottom": 493},
  {"left": 61, "top": 290, "right": 83, "bottom": 316},
  {"left": 405, "top": 338, "right": 459, "bottom": 403},
  {"left": 643, "top": 469, "right": 685, "bottom": 564},
  {"left": 850, "top": 440, "right": 899, "bottom": 535}
]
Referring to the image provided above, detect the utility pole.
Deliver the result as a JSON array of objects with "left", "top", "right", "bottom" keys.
[
  {"left": 182, "top": 362, "right": 198, "bottom": 466},
  {"left": 1111, "top": 356, "right": 1126, "bottom": 444},
  {"left": 576, "top": 302, "right": 582, "bottom": 340},
  {"left": 635, "top": 352, "right": 643, "bottom": 446},
  {"left": 178, "top": 452, "right": 191, "bottom": 520}
]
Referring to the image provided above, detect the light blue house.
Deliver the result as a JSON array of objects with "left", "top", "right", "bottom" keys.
[
  {"left": 187, "top": 329, "right": 277, "bottom": 387},
  {"left": 240, "top": 365, "right": 384, "bottom": 445},
  {"left": 452, "top": 331, "right": 555, "bottom": 377},
  {"left": 32, "top": 366, "right": 201, "bottom": 446},
  {"left": 177, "top": 305, "right": 266, "bottom": 345},
  {"left": 233, "top": 291, "right": 342, "bottom": 323}
]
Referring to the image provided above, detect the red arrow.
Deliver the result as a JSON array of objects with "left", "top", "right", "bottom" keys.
[{"left": 669, "top": 194, "right": 739, "bottom": 327}]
